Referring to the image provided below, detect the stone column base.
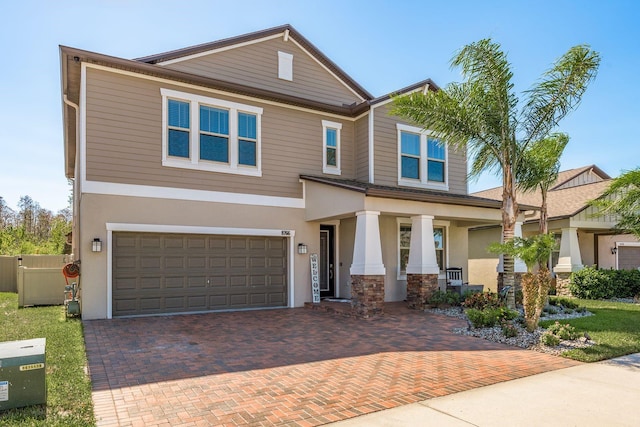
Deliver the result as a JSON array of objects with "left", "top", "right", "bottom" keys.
[
  {"left": 497, "top": 272, "right": 525, "bottom": 294},
  {"left": 555, "top": 272, "right": 572, "bottom": 297},
  {"left": 350, "top": 275, "right": 385, "bottom": 318},
  {"left": 406, "top": 274, "right": 439, "bottom": 310}
]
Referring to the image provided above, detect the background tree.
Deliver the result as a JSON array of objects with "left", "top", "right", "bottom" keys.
[
  {"left": 590, "top": 168, "right": 640, "bottom": 237},
  {"left": 517, "top": 133, "right": 569, "bottom": 234},
  {"left": 392, "top": 39, "right": 599, "bottom": 308}
]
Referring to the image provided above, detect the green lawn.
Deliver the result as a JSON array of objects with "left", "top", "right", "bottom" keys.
[
  {"left": 0, "top": 293, "right": 94, "bottom": 426},
  {"left": 540, "top": 298, "right": 640, "bottom": 362}
]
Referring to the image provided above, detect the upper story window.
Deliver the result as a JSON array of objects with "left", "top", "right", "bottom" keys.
[
  {"left": 161, "top": 88, "right": 263, "bottom": 176},
  {"left": 322, "top": 120, "right": 342, "bottom": 175},
  {"left": 397, "top": 123, "right": 448, "bottom": 190}
]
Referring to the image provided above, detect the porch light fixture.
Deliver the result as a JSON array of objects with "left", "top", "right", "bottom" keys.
[
  {"left": 298, "top": 243, "right": 308, "bottom": 254},
  {"left": 92, "top": 238, "right": 102, "bottom": 253},
  {"left": 611, "top": 246, "right": 617, "bottom": 255}
]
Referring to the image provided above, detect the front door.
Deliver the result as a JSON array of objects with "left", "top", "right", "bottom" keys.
[{"left": 319, "top": 225, "right": 335, "bottom": 298}]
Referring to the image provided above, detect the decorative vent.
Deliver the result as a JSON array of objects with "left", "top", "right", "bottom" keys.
[{"left": 278, "top": 51, "right": 293, "bottom": 81}]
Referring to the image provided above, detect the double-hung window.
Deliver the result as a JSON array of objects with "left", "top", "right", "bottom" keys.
[
  {"left": 397, "top": 123, "right": 448, "bottom": 190},
  {"left": 162, "top": 88, "right": 263, "bottom": 176},
  {"left": 322, "top": 120, "right": 342, "bottom": 175}
]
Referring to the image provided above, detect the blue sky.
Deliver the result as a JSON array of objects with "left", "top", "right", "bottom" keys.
[{"left": 2, "top": 0, "right": 639, "bottom": 212}]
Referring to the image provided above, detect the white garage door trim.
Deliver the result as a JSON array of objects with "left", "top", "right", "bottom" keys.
[{"left": 105, "top": 223, "right": 296, "bottom": 319}]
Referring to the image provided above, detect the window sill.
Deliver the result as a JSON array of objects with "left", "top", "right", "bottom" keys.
[
  {"left": 163, "top": 158, "right": 262, "bottom": 177},
  {"left": 398, "top": 178, "right": 448, "bottom": 192},
  {"left": 322, "top": 167, "right": 342, "bottom": 176}
]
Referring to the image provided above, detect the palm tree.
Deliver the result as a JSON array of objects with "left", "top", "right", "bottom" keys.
[
  {"left": 391, "top": 39, "right": 599, "bottom": 308},
  {"left": 517, "top": 133, "right": 569, "bottom": 234},
  {"left": 590, "top": 168, "right": 640, "bottom": 238}
]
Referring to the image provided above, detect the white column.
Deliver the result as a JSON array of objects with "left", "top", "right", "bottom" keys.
[
  {"left": 514, "top": 222, "right": 527, "bottom": 273},
  {"left": 406, "top": 215, "right": 440, "bottom": 275},
  {"left": 553, "top": 227, "right": 583, "bottom": 273},
  {"left": 350, "top": 211, "right": 386, "bottom": 275},
  {"left": 496, "top": 222, "right": 527, "bottom": 273}
]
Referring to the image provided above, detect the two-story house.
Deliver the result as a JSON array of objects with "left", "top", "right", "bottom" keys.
[{"left": 61, "top": 25, "right": 523, "bottom": 319}]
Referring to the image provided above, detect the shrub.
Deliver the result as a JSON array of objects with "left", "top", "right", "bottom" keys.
[
  {"left": 462, "top": 292, "right": 502, "bottom": 310},
  {"left": 550, "top": 297, "right": 580, "bottom": 309},
  {"left": 570, "top": 267, "right": 640, "bottom": 299},
  {"left": 501, "top": 321, "right": 518, "bottom": 338},
  {"left": 570, "top": 266, "right": 614, "bottom": 299},
  {"left": 547, "top": 321, "right": 578, "bottom": 340},
  {"left": 427, "top": 290, "right": 461, "bottom": 307},
  {"left": 540, "top": 332, "right": 560, "bottom": 346},
  {"left": 465, "top": 307, "right": 519, "bottom": 328}
]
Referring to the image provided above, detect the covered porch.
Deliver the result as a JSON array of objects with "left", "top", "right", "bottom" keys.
[{"left": 301, "top": 175, "right": 514, "bottom": 317}]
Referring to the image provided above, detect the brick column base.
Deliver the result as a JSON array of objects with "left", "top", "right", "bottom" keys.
[
  {"left": 555, "top": 272, "right": 572, "bottom": 297},
  {"left": 350, "top": 275, "right": 385, "bottom": 318},
  {"left": 406, "top": 274, "right": 439, "bottom": 310}
]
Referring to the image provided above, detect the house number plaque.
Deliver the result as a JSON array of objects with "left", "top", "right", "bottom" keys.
[{"left": 310, "top": 253, "right": 321, "bottom": 303}]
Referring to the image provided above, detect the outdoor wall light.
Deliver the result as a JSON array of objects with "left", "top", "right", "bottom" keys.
[
  {"left": 298, "top": 243, "right": 308, "bottom": 254},
  {"left": 92, "top": 238, "right": 103, "bottom": 253},
  {"left": 611, "top": 246, "right": 617, "bottom": 255},
  {"left": 17, "top": 257, "right": 22, "bottom": 267}
]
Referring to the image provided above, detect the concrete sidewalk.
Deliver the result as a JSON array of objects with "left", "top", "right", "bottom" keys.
[{"left": 328, "top": 353, "right": 640, "bottom": 427}]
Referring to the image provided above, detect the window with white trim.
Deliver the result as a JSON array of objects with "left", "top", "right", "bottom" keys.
[
  {"left": 397, "top": 123, "right": 448, "bottom": 190},
  {"left": 322, "top": 120, "right": 342, "bottom": 175},
  {"left": 397, "top": 220, "right": 447, "bottom": 279},
  {"left": 161, "top": 88, "right": 263, "bottom": 176}
]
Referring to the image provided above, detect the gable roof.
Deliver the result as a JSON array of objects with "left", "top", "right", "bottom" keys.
[
  {"left": 471, "top": 165, "right": 612, "bottom": 221},
  {"left": 136, "top": 24, "right": 374, "bottom": 102},
  {"left": 60, "top": 25, "right": 441, "bottom": 178}
]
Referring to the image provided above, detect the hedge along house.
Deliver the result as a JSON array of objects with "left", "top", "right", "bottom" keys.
[
  {"left": 60, "top": 25, "right": 528, "bottom": 320},
  {"left": 469, "top": 165, "right": 640, "bottom": 295}
]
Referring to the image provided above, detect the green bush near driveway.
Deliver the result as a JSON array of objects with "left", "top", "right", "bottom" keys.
[{"left": 0, "top": 293, "right": 94, "bottom": 426}]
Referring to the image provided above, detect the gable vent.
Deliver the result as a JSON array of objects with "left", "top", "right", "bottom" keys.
[{"left": 278, "top": 51, "right": 293, "bottom": 81}]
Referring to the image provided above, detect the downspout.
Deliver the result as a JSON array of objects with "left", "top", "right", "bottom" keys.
[{"left": 63, "top": 95, "right": 80, "bottom": 262}]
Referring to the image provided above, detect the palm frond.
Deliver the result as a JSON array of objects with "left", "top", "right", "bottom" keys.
[{"left": 521, "top": 45, "right": 600, "bottom": 144}]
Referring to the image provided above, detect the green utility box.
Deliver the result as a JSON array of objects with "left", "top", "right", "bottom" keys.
[{"left": 0, "top": 338, "right": 46, "bottom": 411}]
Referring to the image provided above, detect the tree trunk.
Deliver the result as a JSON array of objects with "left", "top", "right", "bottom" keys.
[
  {"left": 539, "top": 187, "right": 548, "bottom": 235},
  {"left": 502, "top": 165, "right": 519, "bottom": 309}
]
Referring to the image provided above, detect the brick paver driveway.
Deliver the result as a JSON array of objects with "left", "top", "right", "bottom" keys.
[{"left": 83, "top": 303, "right": 580, "bottom": 426}]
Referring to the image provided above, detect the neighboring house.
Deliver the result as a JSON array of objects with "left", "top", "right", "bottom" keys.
[
  {"left": 60, "top": 25, "right": 526, "bottom": 319},
  {"left": 469, "top": 165, "right": 640, "bottom": 292}
]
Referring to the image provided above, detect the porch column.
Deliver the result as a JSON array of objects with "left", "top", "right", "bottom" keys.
[
  {"left": 406, "top": 215, "right": 440, "bottom": 309},
  {"left": 553, "top": 227, "right": 583, "bottom": 296},
  {"left": 497, "top": 222, "right": 527, "bottom": 292},
  {"left": 350, "top": 211, "right": 386, "bottom": 318}
]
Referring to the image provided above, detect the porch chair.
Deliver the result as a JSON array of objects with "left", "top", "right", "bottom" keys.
[{"left": 445, "top": 267, "right": 468, "bottom": 295}]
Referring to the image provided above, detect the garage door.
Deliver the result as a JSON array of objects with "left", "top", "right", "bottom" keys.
[
  {"left": 618, "top": 246, "right": 640, "bottom": 270},
  {"left": 112, "top": 232, "right": 287, "bottom": 317}
]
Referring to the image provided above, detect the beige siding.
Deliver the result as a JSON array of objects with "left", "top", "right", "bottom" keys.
[
  {"left": 468, "top": 227, "right": 501, "bottom": 291},
  {"left": 372, "top": 104, "right": 468, "bottom": 194},
  {"left": 555, "top": 169, "right": 604, "bottom": 190},
  {"left": 84, "top": 67, "right": 356, "bottom": 198},
  {"left": 162, "top": 37, "right": 362, "bottom": 107},
  {"left": 354, "top": 115, "right": 369, "bottom": 182}
]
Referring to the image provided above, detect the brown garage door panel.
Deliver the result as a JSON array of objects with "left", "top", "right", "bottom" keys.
[
  {"left": 112, "top": 232, "right": 288, "bottom": 316},
  {"left": 618, "top": 246, "right": 640, "bottom": 270}
]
